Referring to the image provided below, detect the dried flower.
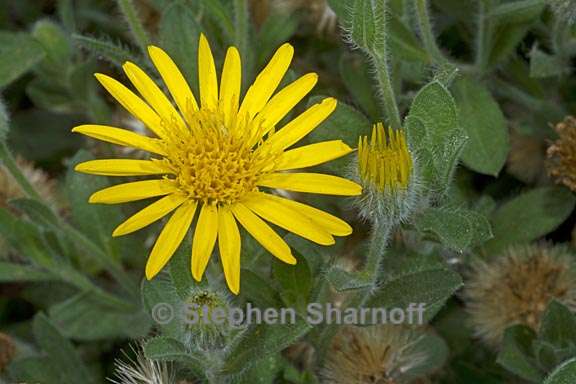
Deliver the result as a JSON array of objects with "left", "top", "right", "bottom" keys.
[
  {"left": 546, "top": 116, "right": 576, "bottom": 192},
  {"left": 269, "top": 0, "right": 338, "bottom": 35},
  {"left": 0, "top": 332, "right": 16, "bottom": 372},
  {"left": 322, "top": 325, "right": 429, "bottom": 384},
  {"left": 507, "top": 129, "right": 547, "bottom": 184},
  {"left": 110, "top": 342, "right": 175, "bottom": 384},
  {"left": 0, "top": 156, "right": 57, "bottom": 209},
  {"left": 465, "top": 244, "right": 576, "bottom": 346}
]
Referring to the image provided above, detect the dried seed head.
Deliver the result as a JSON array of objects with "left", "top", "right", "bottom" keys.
[
  {"left": 110, "top": 341, "right": 175, "bottom": 384},
  {"left": 0, "top": 156, "right": 57, "bottom": 209},
  {"left": 322, "top": 325, "right": 430, "bottom": 384},
  {"left": 464, "top": 244, "right": 576, "bottom": 346},
  {"left": 507, "top": 129, "right": 547, "bottom": 184},
  {"left": 0, "top": 332, "right": 15, "bottom": 372},
  {"left": 546, "top": 116, "right": 576, "bottom": 192}
]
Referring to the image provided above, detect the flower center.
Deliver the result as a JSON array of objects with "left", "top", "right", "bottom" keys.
[{"left": 162, "top": 111, "right": 271, "bottom": 205}]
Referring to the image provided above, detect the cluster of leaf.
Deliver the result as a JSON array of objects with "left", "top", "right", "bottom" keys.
[{"left": 0, "top": 0, "right": 575, "bottom": 383}]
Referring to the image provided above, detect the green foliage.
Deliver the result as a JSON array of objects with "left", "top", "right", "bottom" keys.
[{"left": 0, "top": 32, "right": 45, "bottom": 88}]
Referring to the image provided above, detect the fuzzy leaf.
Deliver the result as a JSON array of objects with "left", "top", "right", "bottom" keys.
[
  {"left": 32, "top": 313, "right": 96, "bottom": 384},
  {"left": 497, "top": 325, "right": 543, "bottom": 383},
  {"left": 0, "top": 261, "right": 53, "bottom": 282},
  {"left": 544, "top": 358, "right": 576, "bottom": 384},
  {"left": 416, "top": 205, "right": 493, "bottom": 252},
  {"left": 159, "top": 1, "right": 202, "bottom": 94},
  {"left": 405, "top": 81, "right": 466, "bottom": 194},
  {"left": 348, "top": 0, "right": 386, "bottom": 53},
  {"left": 484, "top": 187, "right": 576, "bottom": 254},
  {"left": 452, "top": 76, "right": 508, "bottom": 176},
  {"left": 364, "top": 267, "right": 462, "bottom": 323},
  {"left": 0, "top": 32, "right": 45, "bottom": 88},
  {"left": 539, "top": 300, "right": 576, "bottom": 349},
  {"left": 144, "top": 336, "right": 205, "bottom": 376},
  {"left": 530, "top": 47, "right": 568, "bottom": 78}
]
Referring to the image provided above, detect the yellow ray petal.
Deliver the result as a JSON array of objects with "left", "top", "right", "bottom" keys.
[
  {"left": 231, "top": 203, "right": 296, "bottom": 264},
  {"left": 263, "top": 97, "right": 337, "bottom": 151},
  {"left": 198, "top": 34, "right": 218, "bottom": 110},
  {"left": 191, "top": 203, "right": 218, "bottom": 282},
  {"left": 274, "top": 140, "right": 353, "bottom": 171},
  {"left": 255, "top": 73, "right": 318, "bottom": 137},
  {"left": 147, "top": 45, "right": 199, "bottom": 123},
  {"left": 95, "top": 73, "right": 165, "bottom": 138},
  {"left": 219, "top": 47, "right": 241, "bottom": 128},
  {"left": 258, "top": 193, "right": 352, "bottom": 236},
  {"left": 75, "top": 159, "right": 171, "bottom": 176},
  {"left": 218, "top": 206, "right": 241, "bottom": 294},
  {"left": 145, "top": 202, "right": 197, "bottom": 279},
  {"left": 258, "top": 172, "right": 362, "bottom": 196},
  {"left": 242, "top": 193, "right": 334, "bottom": 245},
  {"left": 122, "top": 62, "right": 186, "bottom": 128},
  {"left": 72, "top": 125, "right": 166, "bottom": 155},
  {"left": 112, "top": 193, "right": 188, "bottom": 237},
  {"left": 238, "top": 43, "right": 294, "bottom": 121},
  {"left": 89, "top": 180, "right": 178, "bottom": 204}
]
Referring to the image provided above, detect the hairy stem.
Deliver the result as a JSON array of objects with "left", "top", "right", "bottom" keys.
[
  {"left": 116, "top": 0, "right": 150, "bottom": 54},
  {"left": 413, "top": 0, "right": 448, "bottom": 65}
]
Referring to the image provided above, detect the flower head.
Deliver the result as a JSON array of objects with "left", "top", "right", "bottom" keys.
[
  {"left": 546, "top": 116, "right": 576, "bottom": 192},
  {"left": 322, "top": 325, "right": 430, "bottom": 384},
  {"left": 73, "top": 34, "right": 361, "bottom": 294},
  {"left": 354, "top": 123, "right": 418, "bottom": 223},
  {"left": 464, "top": 244, "right": 576, "bottom": 346}
]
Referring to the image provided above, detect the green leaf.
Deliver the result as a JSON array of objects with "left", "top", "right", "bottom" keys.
[
  {"left": 159, "top": 1, "right": 202, "bottom": 95},
  {"left": 339, "top": 55, "right": 380, "bottom": 120},
  {"left": 0, "top": 32, "right": 45, "bottom": 88},
  {"left": 539, "top": 300, "right": 576, "bottom": 348},
  {"left": 142, "top": 276, "right": 186, "bottom": 341},
  {"left": 405, "top": 81, "right": 466, "bottom": 194},
  {"left": 0, "top": 261, "right": 53, "bottom": 282},
  {"left": 307, "top": 96, "right": 371, "bottom": 176},
  {"left": 31, "top": 19, "right": 72, "bottom": 68},
  {"left": 452, "top": 76, "right": 508, "bottom": 176},
  {"left": 484, "top": 187, "right": 576, "bottom": 254},
  {"left": 326, "top": 267, "right": 372, "bottom": 292},
  {"left": 9, "top": 198, "right": 60, "bottom": 230},
  {"left": 144, "top": 336, "right": 205, "bottom": 374},
  {"left": 388, "top": 13, "right": 429, "bottom": 63},
  {"left": 497, "top": 325, "right": 542, "bottom": 382},
  {"left": 32, "top": 313, "right": 96, "bottom": 384},
  {"left": 48, "top": 292, "right": 151, "bottom": 340},
  {"left": 348, "top": 0, "right": 386, "bottom": 53},
  {"left": 530, "top": 47, "right": 568, "bottom": 78},
  {"left": 416, "top": 205, "right": 493, "bottom": 252},
  {"left": 8, "top": 357, "right": 63, "bottom": 384},
  {"left": 364, "top": 267, "right": 462, "bottom": 323},
  {"left": 489, "top": 0, "right": 545, "bottom": 24},
  {"left": 65, "top": 150, "right": 141, "bottom": 261},
  {"left": 273, "top": 256, "right": 312, "bottom": 312},
  {"left": 256, "top": 12, "right": 297, "bottom": 68},
  {"left": 544, "top": 358, "right": 576, "bottom": 384},
  {"left": 222, "top": 317, "right": 312, "bottom": 374},
  {"left": 240, "top": 269, "right": 284, "bottom": 309}
]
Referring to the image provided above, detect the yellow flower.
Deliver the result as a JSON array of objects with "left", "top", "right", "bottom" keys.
[
  {"left": 72, "top": 34, "right": 361, "bottom": 294},
  {"left": 358, "top": 123, "right": 412, "bottom": 192}
]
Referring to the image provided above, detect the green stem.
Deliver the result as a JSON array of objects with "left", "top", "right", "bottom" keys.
[
  {"left": 475, "top": 0, "right": 494, "bottom": 73},
  {"left": 362, "top": 218, "right": 393, "bottom": 283},
  {"left": 234, "top": 0, "right": 250, "bottom": 89},
  {"left": 413, "top": 0, "right": 448, "bottom": 66},
  {"left": 372, "top": 53, "right": 402, "bottom": 129},
  {"left": 116, "top": 0, "right": 150, "bottom": 54}
]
